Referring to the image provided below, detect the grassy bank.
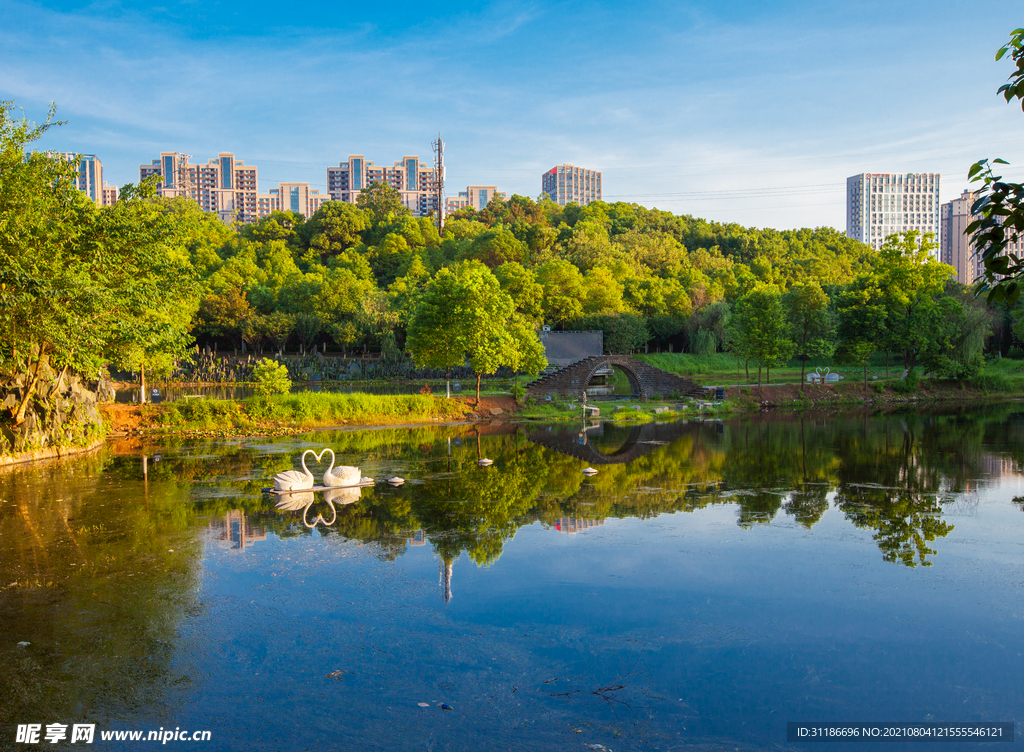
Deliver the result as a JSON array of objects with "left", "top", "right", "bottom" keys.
[{"left": 112, "top": 392, "right": 473, "bottom": 436}]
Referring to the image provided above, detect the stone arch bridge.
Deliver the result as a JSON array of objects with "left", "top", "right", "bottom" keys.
[{"left": 526, "top": 355, "right": 710, "bottom": 401}]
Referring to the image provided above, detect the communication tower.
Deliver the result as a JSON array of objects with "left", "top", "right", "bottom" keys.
[{"left": 432, "top": 135, "right": 445, "bottom": 236}]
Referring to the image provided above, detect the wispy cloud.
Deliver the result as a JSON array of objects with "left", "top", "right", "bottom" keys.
[{"left": 2, "top": 0, "right": 1022, "bottom": 228}]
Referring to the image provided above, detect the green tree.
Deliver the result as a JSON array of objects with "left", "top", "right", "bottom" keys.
[
  {"left": 252, "top": 358, "right": 292, "bottom": 396},
  {"left": 357, "top": 182, "right": 411, "bottom": 224},
  {"left": 535, "top": 259, "right": 585, "bottom": 325},
  {"left": 874, "top": 231, "right": 951, "bottom": 374},
  {"left": 727, "top": 285, "right": 794, "bottom": 388},
  {"left": 299, "top": 201, "right": 369, "bottom": 259},
  {"left": 494, "top": 262, "right": 544, "bottom": 320},
  {"left": 783, "top": 281, "right": 835, "bottom": 384},
  {"left": 293, "top": 312, "right": 324, "bottom": 355},
  {"left": 968, "top": 28, "right": 1024, "bottom": 301},
  {"left": 835, "top": 283, "right": 886, "bottom": 387},
  {"left": 263, "top": 312, "right": 294, "bottom": 356},
  {"left": 195, "top": 286, "right": 253, "bottom": 350}
]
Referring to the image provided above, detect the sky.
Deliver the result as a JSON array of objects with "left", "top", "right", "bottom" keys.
[{"left": 2, "top": 0, "right": 1022, "bottom": 229}]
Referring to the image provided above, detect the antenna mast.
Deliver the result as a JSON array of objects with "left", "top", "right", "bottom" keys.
[
  {"left": 175, "top": 153, "right": 193, "bottom": 200},
  {"left": 432, "top": 135, "right": 445, "bottom": 236}
]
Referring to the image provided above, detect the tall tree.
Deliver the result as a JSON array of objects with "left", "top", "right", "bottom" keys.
[
  {"left": 783, "top": 281, "right": 836, "bottom": 384},
  {"left": 727, "top": 285, "right": 794, "bottom": 388}
]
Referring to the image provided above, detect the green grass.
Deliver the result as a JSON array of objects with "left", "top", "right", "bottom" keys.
[
  {"left": 149, "top": 392, "right": 469, "bottom": 432},
  {"left": 635, "top": 352, "right": 900, "bottom": 386}
]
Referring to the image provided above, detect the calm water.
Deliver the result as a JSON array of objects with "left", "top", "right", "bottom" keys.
[{"left": 2, "top": 408, "right": 1023, "bottom": 750}]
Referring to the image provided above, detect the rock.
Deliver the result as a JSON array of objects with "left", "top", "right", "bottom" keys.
[{"left": 489, "top": 407, "right": 504, "bottom": 416}]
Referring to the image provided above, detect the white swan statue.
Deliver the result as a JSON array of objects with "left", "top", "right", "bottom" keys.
[
  {"left": 272, "top": 449, "right": 318, "bottom": 491},
  {"left": 319, "top": 448, "right": 362, "bottom": 487}
]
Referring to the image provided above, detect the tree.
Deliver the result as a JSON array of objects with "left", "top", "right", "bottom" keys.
[
  {"left": 969, "top": 28, "right": 1024, "bottom": 301},
  {"left": 783, "top": 281, "right": 835, "bottom": 384},
  {"left": 406, "top": 262, "right": 516, "bottom": 402},
  {"left": 504, "top": 314, "right": 547, "bottom": 400},
  {"left": 252, "top": 358, "right": 291, "bottom": 396},
  {"left": 357, "top": 182, "right": 411, "bottom": 224},
  {"left": 535, "top": 259, "right": 585, "bottom": 325},
  {"left": 263, "top": 312, "right": 294, "bottom": 356},
  {"left": 195, "top": 287, "right": 253, "bottom": 350},
  {"left": 727, "top": 285, "right": 794, "bottom": 388},
  {"left": 873, "top": 231, "right": 951, "bottom": 374},
  {"left": 299, "top": 201, "right": 369, "bottom": 259},
  {"left": 293, "top": 312, "right": 324, "bottom": 355},
  {"left": 835, "top": 283, "right": 885, "bottom": 387},
  {"left": 494, "top": 262, "right": 544, "bottom": 320}
]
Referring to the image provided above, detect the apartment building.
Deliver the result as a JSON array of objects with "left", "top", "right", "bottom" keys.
[
  {"left": 846, "top": 172, "right": 941, "bottom": 253},
  {"left": 941, "top": 189, "right": 1024, "bottom": 284},
  {"left": 140, "top": 152, "right": 260, "bottom": 222},
  {"left": 326, "top": 155, "right": 440, "bottom": 218},
  {"left": 445, "top": 185, "right": 505, "bottom": 214},
  {"left": 542, "top": 164, "right": 602, "bottom": 206},
  {"left": 257, "top": 182, "right": 330, "bottom": 218},
  {"left": 54, "top": 153, "right": 118, "bottom": 206}
]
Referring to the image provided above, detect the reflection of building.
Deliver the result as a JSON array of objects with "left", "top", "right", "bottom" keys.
[
  {"left": 553, "top": 517, "right": 604, "bottom": 534},
  {"left": 439, "top": 558, "right": 453, "bottom": 604},
  {"left": 210, "top": 510, "right": 266, "bottom": 550},
  {"left": 408, "top": 530, "right": 426, "bottom": 546},
  {"left": 980, "top": 452, "right": 1021, "bottom": 479}
]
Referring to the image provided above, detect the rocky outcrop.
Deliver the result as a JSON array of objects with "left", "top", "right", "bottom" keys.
[{"left": 0, "top": 357, "right": 109, "bottom": 463}]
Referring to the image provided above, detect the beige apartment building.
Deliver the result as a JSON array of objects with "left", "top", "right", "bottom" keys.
[
  {"left": 846, "top": 172, "right": 941, "bottom": 253},
  {"left": 542, "top": 164, "right": 602, "bottom": 206},
  {"left": 445, "top": 185, "right": 505, "bottom": 214},
  {"left": 327, "top": 155, "right": 440, "bottom": 218},
  {"left": 141, "top": 152, "right": 260, "bottom": 222},
  {"left": 941, "top": 189, "right": 1024, "bottom": 284},
  {"left": 257, "top": 182, "right": 330, "bottom": 218},
  {"left": 55, "top": 153, "right": 118, "bottom": 206}
]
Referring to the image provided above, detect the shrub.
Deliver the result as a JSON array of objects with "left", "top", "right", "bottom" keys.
[
  {"left": 969, "top": 371, "right": 1015, "bottom": 392},
  {"left": 252, "top": 358, "right": 291, "bottom": 396}
]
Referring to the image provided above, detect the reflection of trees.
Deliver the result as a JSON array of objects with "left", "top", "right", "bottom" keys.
[{"left": 0, "top": 453, "right": 202, "bottom": 724}]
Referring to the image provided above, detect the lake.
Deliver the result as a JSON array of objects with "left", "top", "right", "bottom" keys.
[{"left": 2, "top": 407, "right": 1022, "bottom": 750}]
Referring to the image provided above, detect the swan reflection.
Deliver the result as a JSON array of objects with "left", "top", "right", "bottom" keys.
[{"left": 274, "top": 486, "right": 363, "bottom": 528}]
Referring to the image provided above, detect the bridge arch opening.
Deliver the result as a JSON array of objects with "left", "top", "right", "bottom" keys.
[{"left": 586, "top": 362, "right": 641, "bottom": 398}]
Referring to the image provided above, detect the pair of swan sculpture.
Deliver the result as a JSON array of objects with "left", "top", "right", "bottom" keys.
[{"left": 272, "top": 448, "right": 362, "bottom": 491}]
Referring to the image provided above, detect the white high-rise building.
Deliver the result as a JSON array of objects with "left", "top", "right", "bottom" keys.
[
  {"left": 542, "top": 164, "right": 602, "bottom": 206},
  {"left": 326, "top": 155, "right": 440, "bottom": 218},
  {"left": 846, "top": 172, "right": 941, "bottom": 253},
  {"left": 941, "top": 189, "right": 1024, "bottom": 285}
]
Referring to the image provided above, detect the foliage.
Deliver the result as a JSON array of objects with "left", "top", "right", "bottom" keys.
[
  {"left": 727, "top": 284, "right": 794, "bottom": 386},
  {"left": 252, "top": 358, "right": 292, "bottom": 396},
  {"left": 969, "top": 29, "right": 1024, "bottom": 301}
]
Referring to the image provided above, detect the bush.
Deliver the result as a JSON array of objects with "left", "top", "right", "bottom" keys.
[
  {"left": 252, "top": 358, "right": 291, "bottom": 396},
  {"left": 969, "top": 371, "right": 1016, "bottom": 392}
]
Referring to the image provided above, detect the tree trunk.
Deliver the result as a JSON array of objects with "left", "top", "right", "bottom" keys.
[
  {"left": 864, "top": 362, "right": 868, "bottom": 388},
  {"left": 48, "top": 364, "right": 69, "bottom": 400},
  {"left": 757, "top": 364, "right": 762, "bottom": 390},
  {"left": 885, "top": 350, "right": 889, "bottom": 379},
  {"left": 745, "top": 359, "right": 750, "bottom": 381},
  {"left": 140, "top": 363, "right": 146, "bottom": 405},
  {"left": 446, "top": 368, "right": 451, "bottom": 399},
  {"left": 476, "top": 372, "right": 482, "bottom": 406},
  {"left": 800, "top": 357, "right": 806, "bottom": 386},
  {"left": 766, "top": 366, "right": 770, "bottom": 385},
  {"left": 11, "top": 347, "right": 47, "bottom": 425}
]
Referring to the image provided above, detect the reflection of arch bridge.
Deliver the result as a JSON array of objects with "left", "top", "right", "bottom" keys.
[
  {"left": 527, "top": 421, "right": 696, "bottom": 465},
  {"left": 526, "top": 356, "right": 709, "bottom": 400}
]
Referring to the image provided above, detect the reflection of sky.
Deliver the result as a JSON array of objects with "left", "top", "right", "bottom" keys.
[{"left": 164, "top": 467, "right": 1024, "bottom": 751}]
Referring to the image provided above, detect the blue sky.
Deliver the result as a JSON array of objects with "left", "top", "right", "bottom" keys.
[{"left": 2, "top": 0, "right": 1022, "bottom": 229}]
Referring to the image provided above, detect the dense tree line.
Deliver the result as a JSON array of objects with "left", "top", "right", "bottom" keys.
[{"left": 1, "top": 99, "right": 1016, "bottom": 424}]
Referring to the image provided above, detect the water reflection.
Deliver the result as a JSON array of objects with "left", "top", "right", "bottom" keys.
[
  {"left": 113, "top": 406, "right": 1022, "bottom": 571},
  {"left": 3, "top": 406, "right": 1024, "bottom": 749}
]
